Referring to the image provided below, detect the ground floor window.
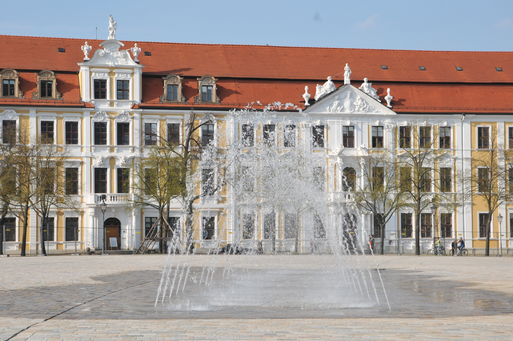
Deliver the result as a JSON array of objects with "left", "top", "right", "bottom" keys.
[
  {"left": 401, "top": 213, "right": 412, "bottom": 238},
  {"left": 420, "top": 213, "right": 432, "bottom": 238},
  {"left": 202, "top": 216, "right": 215, "bottom": 240},
  {"left": 168, "top": 217, "right": 180, "bottom": 239},
  {"left": 3, "top": 217, "right": 16, "bottom": 241},
  {"left": 373, "top": 213, "right": 384, "bottom": 238},
  {"left": 440, "top": 213, "right": 452, "bottom": 238},
  {"left": 242, "top": 213, "right": 255, "bottom": 239},
  {"left": 65, "top": 217, "right": 79, "bottom": 241},
  {"left": 145, "top": 217, "right": 157, "bottom": 237},
  {"left": 479, "top": 213, "right": 490, "bottom": 238},
  {"left": 313, "top": 214, "right": 326, "bottom": 239},
  {"left": 42, "top": 217, "right": 55, "bottom": 242},
  {"left": 284, "top": 213, "right": 297, "bottom": 239},
  {"left": 263, "top": 212, "right": 275, "bottom": 240}
]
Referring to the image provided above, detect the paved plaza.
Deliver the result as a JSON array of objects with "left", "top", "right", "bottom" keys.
[{"left": 1, "top": 254, "right": 513, "bottom": 340}]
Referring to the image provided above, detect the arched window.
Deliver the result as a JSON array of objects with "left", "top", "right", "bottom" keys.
[
  {"left": 342, "top": 167, "right": 356, "bottom": 191},
  {"left": 0, "top": 69, "right": 22, "bottom": 98},
  {"left": 196, "top": 76, "right": 219, "bottom": 103},
  {"left": 161, "top": 74, "right": 184, "bottom": 103},
  {"left": 34, "top": 70, "right": 61, "bottom": 99}
]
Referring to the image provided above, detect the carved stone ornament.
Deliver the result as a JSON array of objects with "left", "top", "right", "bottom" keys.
[
  {"left": 384, "top": 88, "right": 393, "bottom": 108},
  {"left": 116, "top": 111, "right": 129, "bottom": 122},
  {"left": 93, "top": 111, "right": 107, "bottom": 122},
  {"left": 358, "top": 78, "right": 380, "bottom": 102},
  {"left": 117, "top": 155, "right": 132, "bottom": 167},
  {"left": 1, "top": 109, "right": 17, "bottom": 120},
  {"left": 302, "top": 86, "right": 311, "bottom": 106},
  {"left": 344, "top": 63, "right": 351, "bottom": 85},
  {"left": 108, "top": 15, "right": 117, "bottom": 40},
  {"left": 93, "top": 156, "right": 105, "bottom": 167},
  {"left": 314, "top": 76, "right": 337, "bottom": 100},
  {"left": 131, "top": 43, "right": 141, "bottom": 62},
  {"left": 81, "top": 41, "right": 92, "bottom": 60},
  {"left": 325, "top": 92, "right": 377, "bottom": 113}
]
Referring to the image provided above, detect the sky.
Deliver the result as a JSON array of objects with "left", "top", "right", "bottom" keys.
[{"left": 1, "top": 0, "right": 513, "bottom": 51}]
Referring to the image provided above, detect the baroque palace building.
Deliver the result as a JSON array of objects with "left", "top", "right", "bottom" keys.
[{"left": 1, "top": 18, "right": 513, "bottom": 255}]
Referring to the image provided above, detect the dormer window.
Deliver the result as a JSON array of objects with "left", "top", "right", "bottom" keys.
[
  {"left": 0, "top": 69, "right": 22, "bottom": 98},
  {"left": 94, "top": 79, "right": 107, "bottom": 99},
  {"left": 34, "top": 70, "right": 60, "bottom": 99},
  {"left": 197, "top": 76, "right": 218, "bottom": 103},
  {"left": 116, "top": 80, "right": 129, "bottom": 100},
  {"left": 161, "top": 75, "right": 183, "bottom": 103}
]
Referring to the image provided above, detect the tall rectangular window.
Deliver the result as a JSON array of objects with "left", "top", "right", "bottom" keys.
[
  {"left": 65, "top": 168, "right": 79, "bottom": 195},
  {"left": 439, "top": 126, "right": 451, "bottom": 149},
  {"left": 509, "top": 168, "right": 513, "bottom": 194},
  {"left": 372, "top": 167, "right": 384, "bottom": 191},
  {"left": 2, "top": 120, "right": 16, "bottom": 144},
  {"left": 399, "top": 126, "right": 411, "bottom": 148},
  {"left": 313, "top": 166, "right": 324, "bottom": 191},
  {"left": 168, "top": 217, "right": 180, "bottom": 238},
  {"left": 145, "top": 217, "right": 157, "bottom": 237},
  {"left": 117, "top": 168, "right": 130, "bottom": 193},
  {"left": 65, "top": 121, "right": 78, "bottom": 145},
  {"left": 284, "top": 213, "right": 297, "bottom": 239},
  {"left": 420, "top": 167, "right": 431, "bottom": 192},
  {"left": 371, "top": 126, "right": 383, "bottom": 148},
  {"left": 202, "top": 168, "right": 215, "bottom": 196},
  {"left": 401, "top": 213, "right": 412, "bottom": 238},
  {"left": 284, "top": 124, "right": 296, "bottom": 147},
  {"left": 116, "top": 80, "right": 129, "bottom": 100},
  {"left": 263, "top": 124, "right": 276, "bottom": 146},
  {"left": 241, "top": 166, "right": 254, "bottom": 192},
  {"left": 202, "top": 216, "right": 215, "bottom": 240},
  {"left": 314, "top": 214, "right": 326, "bottom": 239},
  {"left": 40, "top": 168, "right": 55, "bottom": 195},
  {"left": 42, "top": 217, "right": 55, "bottom": 242},
  {"left": 373, "top": 213, "right": 384, "bottom": 238},
  {"left": 40, "top": 80, "right": 53, "bottom": 98},
  {"left": 94, "top": 122, "right": 107, "bottom": 145},
  {"left": 477, "top": 127, "right": 490, "bottom": 149},
  {"left": 201, "top": 123, "right": 214, "bottom": 146},
  {"left": 440, "top": 213, "right": 452, "bottom": 238},
  {"left": 117, "top": 122, "right": 130, "bottom": 145},
  {"left": 510, "top": 213, "right": 513, "bottom": 241},
  {"left": 509, "top": 127, "right": 513, "bottom": 150},
  {"left": 241, "top": 124, "right": 254, "bottom": 147},
  {"left": 242, "top": 213, "right": 255, "bottom": 240},
  {"left": 144, "top": 123, "right": 157, "bottom": 145},
  {"left": 419, "top": 126, "right": 431, "bottom": 148},
  {"left": 478, "top": 168, "right": 489, "bottom": 192},
  {"left": 40, "top": 121, "right": 54, "bottom": 144},
  {"left": 201, "top": 85, "right": 213, "bottom": 102},
  {"left": 479, "top": 213, "right": 490, "bottom": 238},
  {"left": 420, "top": 213, "right": 432, "bottom": 238},
  {"left": 65, "top": 217, "right": 79, "bottom": 241},
  {"left": 166, "top": 84, "right": 178, "bottom": 102},
  {"left": 3, "top": 217, "right": 16, "bottom": 241},
  {"left": 400, "top": 167, "right": 412, "bottom": 192},
  {"left": 312, "top": 125, "right": 324, "bottom": 148},
  {"left": 167, "top": 123, "right": 180, "bottom": 145},
  {"left": 2, "top": 79, "right": 15, "bottom": 97},
  {"left": 94, "top": 79, "right": 107, "bottom": 99},
  {"left": 342, "top": 126, "right": 354, "bottom": 148},
  {"left": 440, "top": 167, "right": 452, "bottom": 192},
  {"left": 94, "top": 168, "right": 107, "bottom": 193},
  {"left": 263, "top": 212, "right": 275, "bottom": 240}
]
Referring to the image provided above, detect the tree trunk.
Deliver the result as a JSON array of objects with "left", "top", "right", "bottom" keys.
[
  {"left": 185, "top": 199, "right": 194, "bottom": 254},
  {"left": 158, "top": 208, "right": 165, "bottom": 254},
  {"left": 40, "top": 217, "right": 47, "bottom": 256},
  {"left": 380, "top": 222, "right": 385, "bottom": 255},
  {"left": 415, "top": 209, "right": 421, "bottom": 255},
  {"left": 294, "top": 214, "right": 301, "bottom": 254},
  {"left": 20, "top": 205, "right": 29, "bottom": 256},
  {"left": 0, "top": 216, "right": 4, "bottom": 256},
  {"left": 485, "top": 216, "right": 491, "bottom": 256}
]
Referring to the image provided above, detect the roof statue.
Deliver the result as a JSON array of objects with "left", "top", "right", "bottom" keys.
[
  {"left": 302, "top": 86, "right": 311, "bottom": 106},
  {"left": 384, "top": 88, "right": 393, "bottom": 108},
  {"left": 81, "top": 41, "right": 92, "bottom": 60},
  {"left": 108, "top": 15, "right": 117, "bottom": 40},
  {"left": 131, "top": 43, "right": 141, "bottom": 62},
  {"left": 314, "top": 76, "right": 337, "bottom": 100},
  {"left": 359, "top": 78, "right": 380, "bottom": 101},
  {"left": 344, "top": 63, "right": 351, "bottom": 85}
]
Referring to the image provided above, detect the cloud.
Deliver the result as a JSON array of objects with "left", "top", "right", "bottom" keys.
[
  {"left": 356, "top": 14, "right": 379, "bottom": 30},
  {"left": 495, "top": 18, "right": 513, "bottom": 29}
]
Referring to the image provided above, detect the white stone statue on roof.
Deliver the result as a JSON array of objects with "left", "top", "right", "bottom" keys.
[
  {"left": 108, "top": 15, "right": 117, "bottom": 40},
  {"left": 385, "top": 88, "right": 393, "bottom": 108},
  {"left": 131, "top": 43, "right": 141, "bottom": 62},
  {"left": 314, "top": 76, "right": 337, "bottom": 100},
  {"left": 81, "top": 41, "right": 92, "bottom": 60},
  {"left": 359, "top": 77, "right": 380, "bottom": 101},
  {"left": 344, "top": 63, "right": 351, "bottom": 85},
  {"left": 302, "top": 86, "right": 311, "bottom": 106}
]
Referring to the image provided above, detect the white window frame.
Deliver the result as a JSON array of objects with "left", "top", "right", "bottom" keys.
[
  {"left": 143, "top": 119, "right": 159, "bottom": 146},
  {"left": 166, "top": 119, "right": 182, "bottom": 145},
  {"left": 114, "top": 72, "right": 132, "bottom": 101},
  {"left": 115, "top": 167, "right": 130, "bottom": 194},
  {"left": 63, "top": 213, "right": 81, "bottom": 243},
  {"left": 92, "top": 120, "right": 110, "bottom": 147},
  {"left": 115, "top": 120, "right": 131, "bottom": 146},
  {"left": 201, "top": 213, "right": 217, "bottom": 240},
  {"left": 0, "top": 114, "right": 19, "bottom": 144},
  {"left": 63, "top": 118, "right": 81, "bottom": 146},
  {"left": 200, "top": 119, "right": 216, "bottom": 147},
  {"left": 39, "top": 116, "right": 57, "bottom": 145},
  {"left": 478, "top": 212, "right": 492, "bottom": 239},
  {"left": 91, "top": 70, "right": 110, "bottom": 101},
  {"left": 2, "top": 216, "right": 18, "bottom": 242},
  {"left": 262, "top": 122, "right": 277, "bottom": 147},
  {"left": 283, "top": 123, "right": 297, "bottom": 148},
  {"left": 476, "top": 125, "right": 491, "bottom": 150},
  {"left": 311, "top": 123, "right": 326, "bottom": 149},
  {"left": 93, "top": 166, "right": 110, "bottom": 194},
  {"left": 418, "top": 124, "right": 433, "bottom": 149},
  {"left": 241, "top": 211, "right": 256, "bottom": 240},
  {"left": 438, "top": 125, "right": 452, "bottom": 149},
  {"left": 439, "top": 211, "right": 453, "bottom": 239},
  {"left": 240, "top": 122, "right": 255, "bottom": 147},
  {"left": 42, "top": 216, "right": 56, "bottom": 242}
]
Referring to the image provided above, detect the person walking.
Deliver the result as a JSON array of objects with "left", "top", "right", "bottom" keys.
[
  {"left": 451, "top": 239, "right": 457, "bottom": 256},
  {"left": 457, "top": 237, "right": 465, "bottom": 256}
]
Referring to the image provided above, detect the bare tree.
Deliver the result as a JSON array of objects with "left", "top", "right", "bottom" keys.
[
  {"left": 0, "top": 139, "right": 17, "bottom": 255},
  {"left": 467, "top": 141, "right": 512, "bottom": 256},
  {"left": 353, "top": 154, "right": 406, "bottom": 255}
]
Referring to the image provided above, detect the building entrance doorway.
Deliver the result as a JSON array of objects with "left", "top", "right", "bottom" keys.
[{"left": 104, "top": 218, "right": 121, "bottom": 250}]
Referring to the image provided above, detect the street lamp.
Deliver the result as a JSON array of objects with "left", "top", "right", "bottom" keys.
[
  {"left": 99, "top": 195, "right": 107, "bottom": 255},
  {"left": 498, "top": 213, "right": 503, "bottom": 257}
]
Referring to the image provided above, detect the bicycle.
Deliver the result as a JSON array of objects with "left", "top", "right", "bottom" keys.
[
  {"left": 456, "top": 247, "right": 468, "bottom": 256},
  {"left": 428, "top": 245, "right": 446, "bottom": 256}
]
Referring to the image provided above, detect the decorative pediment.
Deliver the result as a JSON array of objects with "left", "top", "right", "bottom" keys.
[
  {"left": 93, "top": 111, "right": 108, "bottom": 122},
  {"left": 1, "top": 109, "right": 17, "bottom": 120},
  {"left": 305, "top": 85, "right": 396, "bottom": 115},
  {"left": 115, "top": 111, "right": 130, "bottom": 122}
]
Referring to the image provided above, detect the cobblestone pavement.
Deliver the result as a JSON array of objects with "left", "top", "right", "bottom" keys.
[{"left": 1, "top": 255, "right": 513, "bottom": 340}]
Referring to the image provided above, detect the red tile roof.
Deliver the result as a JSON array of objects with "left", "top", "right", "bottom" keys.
[{"left": 1, "top": 34, "right": 513, "bottom": 113}]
